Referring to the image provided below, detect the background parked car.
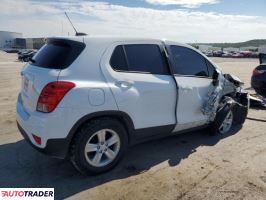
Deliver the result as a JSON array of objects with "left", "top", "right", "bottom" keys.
[
  {"left": 203, "top": 51, "right": 213, "bottom": 57},
  {"left": 251, "top": 53, "right": 266, "bottom": 95},
  {"left": 18, "top": 49, "right": 32, "bottom": 55},
  {"left": 213, "top": 51, "right": 223, "bottom": 57},
  {"left": 18, "top": 49, "right": 37, "bottom": 62},
  {"left": 222, "top": 52, "right": 233, "bottom": 58},
  {"left": 3, "top": 48, "right": 19, "bottom": 53},
  {"left": 232, "top": 53, "right": 244, "bottom": 58}
]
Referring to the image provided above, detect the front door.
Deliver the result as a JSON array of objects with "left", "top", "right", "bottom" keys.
[{"left": 167, "top": 45, "right": 215, "bottom": 131}]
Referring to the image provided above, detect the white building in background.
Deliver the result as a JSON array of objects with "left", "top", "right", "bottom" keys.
[
  {"left": 0, "top": 31, "right": 23, "bottom": 49},
  {"left": 258, "top": 45, "right": 266, "bottom": 54}
]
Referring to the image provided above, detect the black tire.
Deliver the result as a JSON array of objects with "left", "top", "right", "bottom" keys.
[
  {"left": 209, "top": 97, "right": 234, "bottom": 135},
  {"left": 70, "top": 118, "right": 128, "bottom": 175}
]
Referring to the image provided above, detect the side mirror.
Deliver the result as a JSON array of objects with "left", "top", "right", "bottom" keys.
[{"left": 212, "top": 70, "right": 219, "bottom": 86}]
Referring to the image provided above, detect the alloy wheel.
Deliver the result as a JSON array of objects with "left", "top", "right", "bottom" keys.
[
  {"left": 84, "top": 129, "right": 121, "bottom": 167},
  {"left": 219, "top": 110, "right": 233, "bottom": 134}
]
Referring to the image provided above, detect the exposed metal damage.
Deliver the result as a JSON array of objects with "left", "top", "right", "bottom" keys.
[{"left": 202, "top": 73, "right": 249, "bottom": 127}]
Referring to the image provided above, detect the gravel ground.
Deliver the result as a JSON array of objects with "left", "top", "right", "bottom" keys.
[{"left": 0, "top": 51, "right": 265, "bottom": 200}]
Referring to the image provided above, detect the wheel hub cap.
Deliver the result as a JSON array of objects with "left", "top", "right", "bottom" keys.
[
  {"left": 84, "top": 129, "right": 121, "bottom": 167},
  {"left": 219, "top": 110, "right": 233, "bottom": 134}
]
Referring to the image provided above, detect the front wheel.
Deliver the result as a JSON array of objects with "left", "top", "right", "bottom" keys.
[
  {"left": 70, "top": 118, "right": 128, "bottom": 175},
  {"left": 210, "top": 97, "right": 235, "bottom": 135},
  {"left": 218, "top": 110, "right": 234, "bottom": 134}
]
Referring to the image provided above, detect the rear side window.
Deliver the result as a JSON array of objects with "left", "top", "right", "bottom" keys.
[
  {"left": 110, "top": 44, "right": 169, "bottom": 75},
  {"left": 170, "top": 46, "right": 209, "bottom": 77},
  {"left": 31, "top": 39, "right": 85, "bottom": 69},
  {"left": 125, "top": 44, "right": 168, "bottom": 74}
]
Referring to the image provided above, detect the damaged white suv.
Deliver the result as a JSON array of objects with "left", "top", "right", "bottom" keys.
[{"left": 16, "top": 36, "right": 249, "bottom": 174}]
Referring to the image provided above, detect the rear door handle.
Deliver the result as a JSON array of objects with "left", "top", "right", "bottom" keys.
[
  {"left": 182, "top": 86, "right": 193, "bottom": 92},
  {"left": 115, "top": 81, "right": 133, "bottom": 88}
]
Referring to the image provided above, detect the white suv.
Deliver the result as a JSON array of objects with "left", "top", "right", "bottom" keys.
[{"left": 16, "top": 36, "right": 249, "bottom": 174}]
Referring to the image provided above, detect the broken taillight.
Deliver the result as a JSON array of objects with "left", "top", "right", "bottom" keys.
[
  {"left": 32, "top": 134, "right": 42, "bottom": 145},
  {"left": 37, "top": 81, "right": 75, "bottom": 113}
]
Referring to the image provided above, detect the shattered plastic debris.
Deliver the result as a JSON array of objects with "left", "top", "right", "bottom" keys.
[{"left": 249, "top": 94, "right": 266, "bottom": 108}]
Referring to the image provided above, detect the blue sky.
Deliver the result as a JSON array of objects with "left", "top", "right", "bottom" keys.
[
  {"left": 0, "top": 0, "right": 266, "bottom": 42},
  {"left": 92, "top": 0, "right": 266, "bottom": 16}
]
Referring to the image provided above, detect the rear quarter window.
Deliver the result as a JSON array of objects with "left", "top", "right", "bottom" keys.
[{"left": 31, "top": 39, "right": 85, "bottom": 69}]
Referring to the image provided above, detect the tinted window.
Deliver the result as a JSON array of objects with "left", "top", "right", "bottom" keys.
[
  {"left": 170, "top": 46, "right": 208, "bottom": 77},
  {"left": 124, "top": 44, "right": 169, "bottom": 74},
  {"left": 205, "top": 59, "right": 215, "bottom": 78},
  {"left": 32, "top": 39, "right": 85, "bottom": 69},
  {"left": 110, "top": 45, "right": 128, "bottom": 71},
  {"left": 257, "top": 64, "right": 266, "bottom": 70}
]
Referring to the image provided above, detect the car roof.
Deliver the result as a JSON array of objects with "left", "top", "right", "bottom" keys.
[
  {"left": 48, "top": 35, "right": 221, "bottom": 71},
  {"left": 49, "top": 35, "right": 190, "bottom": 47}
]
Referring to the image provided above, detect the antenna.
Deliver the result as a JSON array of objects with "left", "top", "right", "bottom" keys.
[{"left": 64, "top": 12, "right": 87, "bottom": 36}]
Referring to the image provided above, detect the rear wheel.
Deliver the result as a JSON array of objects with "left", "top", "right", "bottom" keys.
[
  {"left": 84, "top": 129, "right": 121, "bottom": 167},
  {"left": 70, "top": 118, "right": 127, "bottom": 175}
]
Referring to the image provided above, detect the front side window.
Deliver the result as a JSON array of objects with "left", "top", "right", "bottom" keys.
[
  {"left": 170, "top": 46, "right": 209, "bottom": 77},
  {"left": 110, "top": 44, "right": 169, "bottom": 75}
]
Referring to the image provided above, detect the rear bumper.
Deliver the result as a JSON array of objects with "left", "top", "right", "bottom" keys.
[
  {"left": 16, "top": 93, "right": 75, "bottom": 159},
  {"left": 17, "top": 121, "right": 69, "bottom": 159}
]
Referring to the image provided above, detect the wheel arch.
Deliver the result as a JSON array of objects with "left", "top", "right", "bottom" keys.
[{"left": 65, "top": 111, "right": 136, "bottom": 157}]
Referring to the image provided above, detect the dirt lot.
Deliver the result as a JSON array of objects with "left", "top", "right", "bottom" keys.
[{"left": 0, "top": 51, "right": 265, "bottom": 200}]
